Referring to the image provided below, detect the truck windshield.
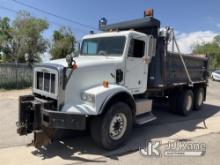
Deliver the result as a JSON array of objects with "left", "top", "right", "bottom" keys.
[{"left": 81, "top": 36, "right": 126, "bottom": 56}]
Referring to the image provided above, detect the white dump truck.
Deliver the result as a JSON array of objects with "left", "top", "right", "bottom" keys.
[{"left": 17, "top": 9, "right": 208, "bottom": 150}]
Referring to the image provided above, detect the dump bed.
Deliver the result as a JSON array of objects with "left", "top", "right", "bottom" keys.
[{"left": 147, "top": 37, "right": 209, "bottom": 89}]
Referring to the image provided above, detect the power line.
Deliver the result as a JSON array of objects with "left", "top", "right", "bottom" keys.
[
  {"left": 0, "top": 5, "right": 88, "bottom": 34},
  {"left": 48, "top": 20, "right": 87, "bottom": 34},
  {"left": 11, "top": 0, "right": 97, "bottom": 30},
  {"left": 0, "top": 5, "right": 17, "bottom": 13}
]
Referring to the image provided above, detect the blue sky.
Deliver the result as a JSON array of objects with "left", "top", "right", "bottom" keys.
[{"left": 0, "top": 0, "right": 220, "bottom": 55}]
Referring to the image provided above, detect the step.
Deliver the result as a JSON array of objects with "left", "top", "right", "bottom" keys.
[{"left": 135, "top": 112, "right": 157, "bottom": 125}]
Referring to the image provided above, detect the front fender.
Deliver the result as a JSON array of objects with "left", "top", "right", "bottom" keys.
[
  {"left": 61, "top": 84, "right": 134, "bottom": 116},
  {"left": 84, "top": 84, "right": 134, "bottom": 115}
]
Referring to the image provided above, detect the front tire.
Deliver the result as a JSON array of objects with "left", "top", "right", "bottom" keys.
[{"left": 90, "top": 102, "right": 133, "bottom": 150}]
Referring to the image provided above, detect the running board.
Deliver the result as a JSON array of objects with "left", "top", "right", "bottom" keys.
[{"left": 135, "top": 112, "right": 157, "bottom": 125}]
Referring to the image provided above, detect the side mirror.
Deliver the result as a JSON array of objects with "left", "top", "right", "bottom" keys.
[
  {"left": 147, "top": 36, "right": 157, "bottom": 57},
  {"left": 73, "top": 41, "right": 80, "bottom": 57},
  {"left": 66, "top": 54, "right": 73, "bottom": 68}
]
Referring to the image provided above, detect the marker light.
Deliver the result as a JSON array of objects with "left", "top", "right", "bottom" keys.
[{"left": 103, "top": 80, "right": 109, "bottom": 88}]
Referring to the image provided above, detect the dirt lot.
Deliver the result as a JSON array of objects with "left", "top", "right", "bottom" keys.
[
  {"left": 0, "top": 81, "right": 220, "bottom": 164},
  {"left": 0, "top": 88, "right": 32, "bottom": 148}
]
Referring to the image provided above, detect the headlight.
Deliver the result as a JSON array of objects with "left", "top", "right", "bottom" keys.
[{"left": 81, "top": 93, "right": 95, "bottom": 103}]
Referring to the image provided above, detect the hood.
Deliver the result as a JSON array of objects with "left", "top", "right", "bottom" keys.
[{"left": 47, "top": 56, "right": 123, "bottom": 68}]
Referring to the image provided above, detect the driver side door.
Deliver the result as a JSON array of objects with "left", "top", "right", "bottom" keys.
[{"left": 125, "top": 37, "right": 147, "bottom": 94}]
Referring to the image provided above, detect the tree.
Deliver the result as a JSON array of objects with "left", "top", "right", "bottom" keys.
[
  {"left": 0, "top": 17, "right": 13, "bottom": 62},
  {"left": 213, "top": 35, "right": 220, "bottom": 46},
  {"left": 50, "top": 27, "right": 75, "bottom": 60},
  {"left": 0, "top": 11, "right": 48, "bottom": 64},
  {"left": 12, "top": 11, "right": 49, "bottom": 64},
  {"left": 192, "top": 35, "right": 220, "bottom": 69}
]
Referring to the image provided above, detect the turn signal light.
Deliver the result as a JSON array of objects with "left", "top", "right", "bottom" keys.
[{"left": 103, "top": 80, "right": 109, "bottom": 88}]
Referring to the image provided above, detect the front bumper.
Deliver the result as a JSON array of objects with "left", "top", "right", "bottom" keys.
[{"left": 17, "top": 95, "right": 86, "bottom": 136}]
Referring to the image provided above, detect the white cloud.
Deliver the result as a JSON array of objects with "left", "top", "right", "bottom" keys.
[{"left": 174, "top": 31, "right": 218, "bottom": 53}]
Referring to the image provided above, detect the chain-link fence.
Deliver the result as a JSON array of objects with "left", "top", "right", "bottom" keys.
[{"left": 0, "top": 63, "right": 33, "bottom": 89}]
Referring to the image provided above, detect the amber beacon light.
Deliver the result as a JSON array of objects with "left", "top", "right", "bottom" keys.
[
  {"left": 103, "top": 80, "right": 109, "bottom": 88},
  {"left": 144, "top": 8, "right": 154, "bottom": 17}
]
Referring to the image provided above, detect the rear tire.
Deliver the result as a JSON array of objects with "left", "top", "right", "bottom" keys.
[
  {"left": 177, "top": 89, "right": 194, "bottom": 116},
  {"left": 194, "top": 87, "right": 205, "bottom": 110},
  {"left": 90, "top": 102, "right": 133, "bottom": 150}
]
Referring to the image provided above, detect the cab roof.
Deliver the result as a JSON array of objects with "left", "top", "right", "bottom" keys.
[{"left": 83, "top": 30, "right": 147, "bottom": 40}]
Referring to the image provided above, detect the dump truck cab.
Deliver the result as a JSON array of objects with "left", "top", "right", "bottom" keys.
[{"left": 79, "top": 31, "right": 156, "bottom": 94}]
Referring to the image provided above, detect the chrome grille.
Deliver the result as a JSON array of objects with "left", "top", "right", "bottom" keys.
[{"left": 36, "top": 71, "right": 56, "bottom": 94}]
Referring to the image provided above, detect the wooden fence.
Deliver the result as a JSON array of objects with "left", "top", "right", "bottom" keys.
[{"left": 0, "top": 63, "right": 33, "bottom": 89}]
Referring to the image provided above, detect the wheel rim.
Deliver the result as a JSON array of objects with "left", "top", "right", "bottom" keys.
[
  {"left": 109, "top": 113, "right": 127, "bottom": 140},
  {"left": 186, "top": 95, "right": 193, "bottom": 111},
  {"left": 198, "top": 90, "right": 204, "bottom": 106}
]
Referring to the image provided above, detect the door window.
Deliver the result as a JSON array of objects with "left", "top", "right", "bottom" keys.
[{"left": 128, "top": 39, "right": 145, "bottom": 58}]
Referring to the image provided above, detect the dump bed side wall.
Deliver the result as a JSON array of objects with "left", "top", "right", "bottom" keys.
[
  {"left": 166, "top": 53, "right": 208, "bottom": 84},
  {"left": 147, "top": 37, "right": 208, "bottom": 89}
]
